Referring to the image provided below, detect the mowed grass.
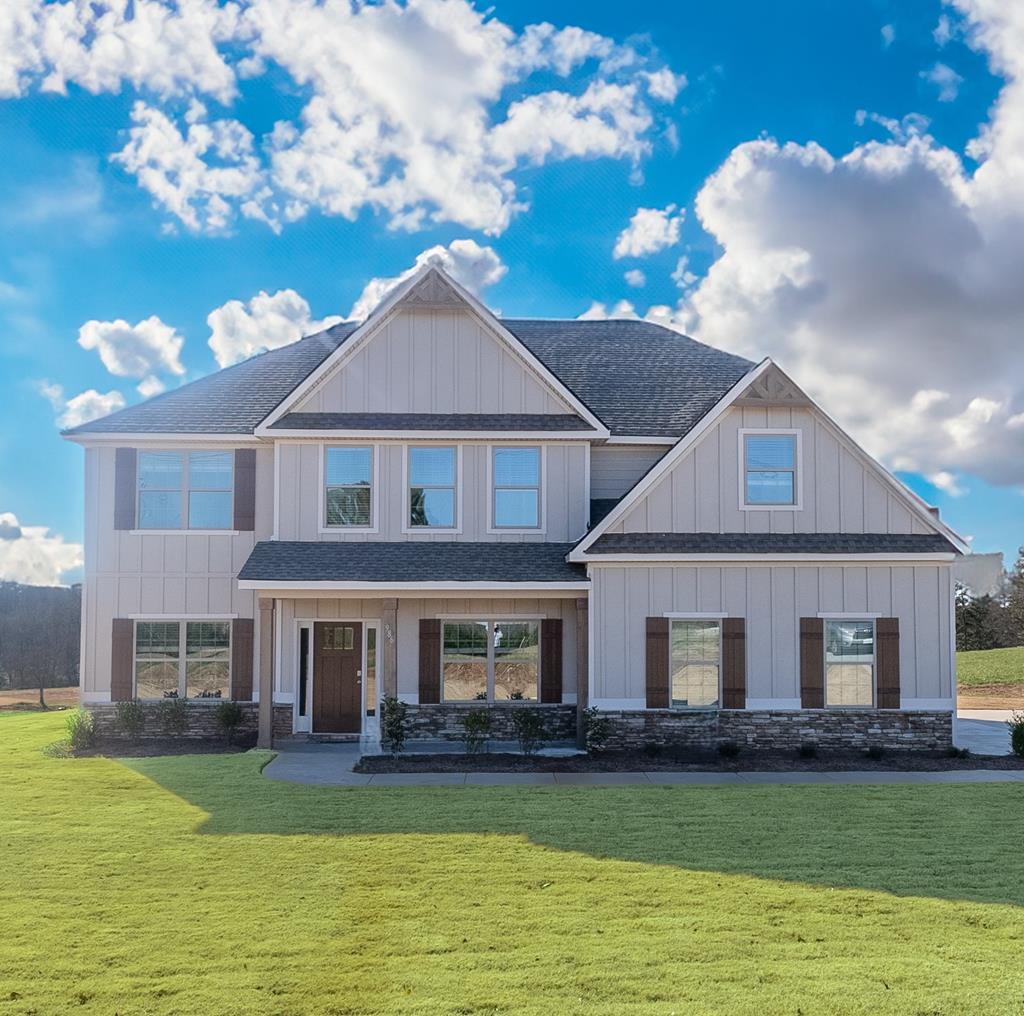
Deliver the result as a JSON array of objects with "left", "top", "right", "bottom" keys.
[
  {"left": 3, "top": 713, "right": 1024, "bottom": 1015},
  {"left": 957, "top": 645, "right": 1024, "bottom": 688}
]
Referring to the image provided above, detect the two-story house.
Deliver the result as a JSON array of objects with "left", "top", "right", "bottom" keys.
[{"left": 65, "top": 264, "right": 965, "bottom": 751}]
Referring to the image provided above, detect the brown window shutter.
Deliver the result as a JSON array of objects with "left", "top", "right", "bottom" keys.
[
  {"left": 231, "top": 618, "right": 255, "bottom": 701},
  {"left": 800, "top": 617, "right": 825, "bottom": 708},
  {"left": 646, "top": 616, "right": 670, "bottom": 709},
  {"left": 114, "top": 448, "right": 137, "bottom": 530},
  {"left": 540, "top": 619, "right": 563, "bottom": 703},
  {"left": 111, "top": 618, "right": 134, "bottom": 701},
  {"left": 233, "top": 448, "right": 256, "bottom": 531},
  {"left": 721, "top": 617, "right": 746, "bottom": 709},
  {"left": 875, "top": 617, "right": 900, "bottom": 709},
  {"left": 419, "top": 618, "right": 441, "bottom": 704}
]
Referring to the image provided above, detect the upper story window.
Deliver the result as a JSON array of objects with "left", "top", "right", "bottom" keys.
[
  {"left": 137, "top": 451, "right": 233, "bottom": 530},
  {"left": 670, "top": 619, "right": 721, "bottom": 709},
  {"left": 492, "top": 447, "right": 541, "bottom": 529},
  {"left": 742, "top": 431, "right": 799, "bottom": 508},
  {"left": 324, "top": 446, "right": 373, "bottom": 528},
  {"left": 409, "top": 446, "right": 457, "bottom": 528},
  {"left": 824, "top": 619, "right": 875, "bottom": 707}
]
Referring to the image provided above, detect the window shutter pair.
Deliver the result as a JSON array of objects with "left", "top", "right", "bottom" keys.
[
  {"left": 112, "top": 447, "right": 256, "bottom": 531},
  {"left": 799, "top": 616, "right": 900, "bottom": 708},
  {"left": 644, "top": 617, "right": 747, "bottom": 709},
  {"left": 417, "top": 618, "right": 564, "bottom": 703}
]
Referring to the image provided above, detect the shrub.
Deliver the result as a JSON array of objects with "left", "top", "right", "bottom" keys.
[
  {"left": 945, "top": 744, "right": 971, "bottom": 759},
  {"left": 510, "top": 707, "right": 547, "bottom": 756},
  {"left": 215, "top": 701, "right": 245, "bottom": 746},
  {"left": 717, "top": 739, "right": 741, "bottom": 758},
  {"left": 380, "top": 696, "right": 409, "bottom": 754},
  {"left": 65, "top": 708, "right": 96, "bottom": 751},
  {"left": 114, "top": 701, "right": 146, "bottom": 741},
  {"left": 798, "top": 741, "right": 818, "bottom": 759},
  {"left": 1009, "top": 712, "right": 1024, "bottom": 758},
  {"left": 158, "top": 698, "right": 188, "bottom": 737},
  {"left": 461, "top": 708, "right": 491, "bottom": 754},
  {"left": 582, "top": 707, "right": 612, "bottom": 754},
  {"left": 865, "top": 744, "right": 886, "bottom": 761}
]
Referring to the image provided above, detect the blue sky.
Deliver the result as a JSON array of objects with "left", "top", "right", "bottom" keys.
[{"left": 0, "top": 0, "right": 1021, "bottom": 584}]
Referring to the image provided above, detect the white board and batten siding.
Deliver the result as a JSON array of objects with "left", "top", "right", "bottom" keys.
[{"left": 589, "top": 445, "right": 668, "bottom": 500}]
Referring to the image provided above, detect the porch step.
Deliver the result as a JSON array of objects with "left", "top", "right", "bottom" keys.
[{"left": 307, "top": 733, "right": 362, "bottom": 743}]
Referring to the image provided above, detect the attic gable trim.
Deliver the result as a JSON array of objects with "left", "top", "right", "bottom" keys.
[{"left": 254, "top": 264, "right": 610, "bottom": 438}]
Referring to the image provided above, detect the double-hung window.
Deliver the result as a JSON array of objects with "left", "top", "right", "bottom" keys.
[
  {"left": 324, "top": 446, "right": 373, "bottom": 528},
  {"left": 742, "top": 432, "right": 798, "bottom": 507},
  {"left": 134, "top": 620, "right": 231, "bottom": 700},
  {"left": 442, "top": 620, "right": 540, "bottom": 702},
  {"left": 492, "top": 447, "right": 541, "bottom": 529},
  {"left": 137, "top": 451, "right": 233, "bottom": 529},
  {"left": 409, "top": 447, "right": 457, "bottom": 528},
  {"left": 669, "top": 620, "right": 721, "bottom": 708},
  {"left": 824, "top": 620, "right": 875, "bottom": 707}
]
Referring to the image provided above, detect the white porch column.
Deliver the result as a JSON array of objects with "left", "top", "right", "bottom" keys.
[{"left": 257, "top": 597, "right": 276, "bottom": 748}]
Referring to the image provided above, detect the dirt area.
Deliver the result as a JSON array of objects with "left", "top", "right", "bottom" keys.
[
  {"left": 356, "top": 747, "right": 1024, "bottom": 774},
  {"left": 0, "top": 687, "right": 79, "bottom": 710},
  {"left": 958, "top": 687, "right": 1024, "bottom": 711}
]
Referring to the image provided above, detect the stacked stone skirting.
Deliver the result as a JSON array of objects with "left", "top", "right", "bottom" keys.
[
  {"left": 403, "top": 703, "right": 577, "bottom": 741},
  {"left": 86, "top": 702, "right": 292, "bottom": 740},
  {"left": 599, "top": 709, "right": 953, "bottom": 751}
]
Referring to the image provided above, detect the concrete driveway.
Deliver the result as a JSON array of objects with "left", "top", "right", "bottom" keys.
[{"left": 956, "top": 709, "right": 1015, "bottom": 755}]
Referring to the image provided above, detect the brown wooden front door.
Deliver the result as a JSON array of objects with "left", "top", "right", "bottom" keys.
[{"left": 313, "top": 622, "right": 362, "bottom": 733}]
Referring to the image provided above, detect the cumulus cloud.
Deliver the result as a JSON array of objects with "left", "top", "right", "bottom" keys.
[
  {"left": 921, "top": 61, "right": 963, "bottom": 101},
  {"left": 0, "top": 512, "right": 82, "bottom": 586},
  {"left": 881, "top": 24, "right": 895, "bottom": 48},
  {"left": 41, "top": 385, "right": 127, "bottom": 429},
  {"left": 577, "top": 299, "right": 639, "bottom": 320},
  {"left": 613, "top": 204, "right": 683, "bottom": 258},
  {"left": 624, "top": 269, "right": 646, "bottom": 288},
  {"left": 348, "top": 239, "right": 507, "bottom": 319},
  {"left": 207, "top": 289, "right": 343, "bottom": 367},
  {"left": 78, "top": 314, "right": 186, "bottom": 381}
]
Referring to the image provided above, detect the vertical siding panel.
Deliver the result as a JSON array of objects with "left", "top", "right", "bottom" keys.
[
  {"left": 843, "top": 567, "right": 868, "bottom": 614},
  {"left": 867, "top": 567, "right": 893, "bottom": 615},
  {"left": 698, "top": 567, "right": 723, "bottom": 612},
  {"left": 819, "top": 567, "right": 844, "bottom": 613},
  {"left": 890, "top": 566, "right": 917, "bottom": 697},
  {"left": 645, "top": 474, "right": 672, "bottom": 531},
  {"left": 673, "top": 567, "right": 698, "bottom": 612},
  {"left": 723, "top": 567, "right": 747, "bottom": 619},
  {"left": 672, "top": 452, "right": 697, "bottom": 532},
  {"left": 695, "top": 435, "right": 719, "bottom": 531},
  {"left": 650, "top": 566, "right": 672, "bottom": 615},
  {"left": 794, "top": 411, "right": 816, "bottom": 533},
  {"left": 815, "top": 427, "right": 841, "bottom": 530},
  {"left": 186, "top": 577, "right": 208, "bottom": 614},
  {"left": 717, "top": 411, "right": 743, "bottom": 532},
  {"left": 864, "top": 472, "right": 889, "bottom": 531},
  {"left": 746, "top": 567, "right": 773, "bottom": 700},
  {"left": 914, "top": 567, "right": 941, "bottom": 700},
  {"left": 771, "top": 567, "right": 796, "bottom": 700},
  {"left": 887, "top": 499, "right": 914, "bottom": 534},
  {"left": 839, "top": 448, "right": 865, "bottom": 532}
]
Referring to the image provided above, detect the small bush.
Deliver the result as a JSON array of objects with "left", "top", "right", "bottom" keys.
[
  {"left": 582, "top": 707, "right": 612, "bottom": 754},
  {"left": 865, "top": 744, "right": 886, "bottom": 761},
  {"left": 380, "top": 696, "right": 409, "bottom": 754},
  {"left": 717, "top": 739, "right": 741, "bottom": 758},
  {"left": 215, "top": 701, "right": 245, "bottom": 746},
  {"left": 510, "top": 707, "right": 547, "bottom": 756},
  {"left": 945, "top": 744, "right": 971, "bottom": 759},
  {"left": 798, "top": 741, "right": 818, "bottom": 759},
  {"left": 64, "top": 708, "right": 95, "bottom": 751},
  {"left": 114, "top": 701, "right": 146, "bottom": 741},
  {"left": 158, "top": 698, "right": 188, "bottom": 737},
  {"left": 1008, "top": 712, "right": 1024, "bottom": 758},
  {"left": 461, "top": 708, "right": 491, "bottom": 754}
]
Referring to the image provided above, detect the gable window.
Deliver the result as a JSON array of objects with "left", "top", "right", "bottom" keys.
[
  {"left": 134, "top": 620, "right": 231, "bottom": 700},
  {"left": 492, "top": 447, "right": 541, "bottom": 529},
  {"left": 409, "top": 446, "right": 457, "bottom": 528},
  {"left": 742, "top": 432, "right": 799, "bottom": 507},
  {"left": 137, "top": 451, "right": 233, "bottom": 530},
  {"left": 670, "top": 620, "right": 721, "bottom": 709},
  {"left": 441, "top": 620, "right": 540, "bottom": 702},
  {"left": 825, "top": 620, "right": 875, "bottom": 707},
  {"left": 324, "top": 446, "right": 373, "bottom": 528}
]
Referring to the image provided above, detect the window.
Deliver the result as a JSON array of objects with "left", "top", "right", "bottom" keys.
[
  {"left": 409, "top": 447, "right": 456, "bottom": 528},
  {"left": 134, "top": 620, "right": 231, "bottom": 700},
  {"left": 441, "top": 620, "right": 541, "bottom": 702},
  {"left": 743, "top": 432, "right": 798, "bottom": 506},
  {"left": 492, "top": 447, "right": 541, "bottom": 529},
  {"left": 365, "top": 627, "right": 377, "bottom": 716},
  {"left": 325, "top": 447, "right": 373, "bottom": 527},
  {"left": 825, "top": 620, "right": 875, "bottom": 707},
  {"left": 670, "top": 620, "right": 721, "bottom": 709},
  {"left": 137, "top": 451, "right": 233, "bottom": 529}
]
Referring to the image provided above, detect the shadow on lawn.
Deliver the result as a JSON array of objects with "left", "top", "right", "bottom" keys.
[{"left": 124, "top": 751, "right": 1024, "bottom": 908}]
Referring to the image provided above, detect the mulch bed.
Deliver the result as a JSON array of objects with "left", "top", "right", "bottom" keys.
[
  {"left": 355, "top": 747, "right": 1024, "bottom": 774},
  {"left": 64, "top": 735, "right": 257, "bottom": 758}
]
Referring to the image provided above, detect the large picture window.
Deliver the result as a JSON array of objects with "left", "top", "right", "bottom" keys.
[
  {"left": 409, "top": 447, "right": 457, "bottom": 528},
  {"left": 743, "top": 432, "right": 798, "bottom": 507},
  {"left": 669, "top": 620, "right": 721, "bottom": 709},
  {"left": 137, "top": 451, "right": 233, "bottom": 529},
  {"left": 324, "top": 446, "right": 373, "bottom": 527},
  {"left": 492, "top": 447, "right": 541, "bottom": 529},
  {"left": 442, "top": 620, "right": 540, "bottom": 702},
  {"left": 134, "top": 620, "right": 231, "bottom": 700},
  {"left": 825, "top": 619, "right": 875, "bottom": 707}
]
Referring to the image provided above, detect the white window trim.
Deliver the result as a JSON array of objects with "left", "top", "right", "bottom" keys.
[
  {"left": 822, "top": 616, "right": 877, "bottom": 710},
  {"left": 132, "top": 617, "right": 233, "bottom": 702},
  {"left": 136, "top": 449, "right": 236, "bottom": 532},
  {"left": 738, "top": 428, "right": 803, "bottom": 511},
  {"left": 667, "top": 616, "right": 724, "bottom": 711},
  {"left": 402, "top": 444, "right": 463, "bottom": 534},
  {"left": 318, "top": 442, "right": 380, "bottom": 534},
  {"left": 439, "top": 618, "right": 543, "bottom": 704},
  {"left": 486, "top": 444, "right": 546, "bottom": 534}
]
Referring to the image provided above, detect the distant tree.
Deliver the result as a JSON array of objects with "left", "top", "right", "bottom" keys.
[
  {"left": 955, "top": 583, "right": 1004, "bottom": 652},
  {"left": 1005, "top": 547, "right": 1024, "bottom": 648}
]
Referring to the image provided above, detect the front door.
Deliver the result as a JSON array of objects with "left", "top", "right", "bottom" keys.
[{"left": 313, "top": 622, "right": 363, "bottom": 733}]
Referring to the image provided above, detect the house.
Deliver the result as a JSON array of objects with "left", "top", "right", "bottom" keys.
[{"left": 64, "top": 264, "right": 965, "bottom": 751}]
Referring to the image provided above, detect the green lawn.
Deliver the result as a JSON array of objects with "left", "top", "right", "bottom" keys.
[
  {"left": 4, "top": 712, "right": 1024, "bottom": 1015},
  {"left": 957, "top": 645, "right": 1024, "bottom": 688}
]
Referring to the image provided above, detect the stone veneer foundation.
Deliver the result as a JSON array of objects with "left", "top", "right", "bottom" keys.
[
  {"left": 402, "top": 703, "right": 578, "bottom": 741},
  {"left": 87, "top": 702, "right": 292, "bottom": 740}
]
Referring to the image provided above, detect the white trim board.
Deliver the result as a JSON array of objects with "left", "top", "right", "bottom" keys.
[
  {"left": 63, "top": 433, "right": 263, "bottom": 446},
  {"left": 266, "top": 429, "right": 601, "bottom": 442},
  {"left": 238, "top": 580, "right": 591, "bottom": 593},
  {"left": 582, "top": 554, "right": 957, "bottom": 565}
]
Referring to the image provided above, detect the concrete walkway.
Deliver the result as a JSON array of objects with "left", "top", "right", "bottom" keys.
[{"left": 956, "top": 709, "right": 1015, "bottom": 756}]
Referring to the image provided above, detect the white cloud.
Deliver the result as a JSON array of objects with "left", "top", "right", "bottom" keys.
[
  {"left": 207, "top": 289, "right": 343, "bottom": 367},
  {"left": 39, "top": 382, "right": 126, "bottom": 429},
  {"left": 644, "top": 68, "right": 687, "bottom": 102},
  {"left": 881, "top": 24, "right": 895, "bottom": 47},
  {"left": 78, "top": 314, "right": 185, "bottom": 380},
  {"left": 934, "top": 15, "right": 955, "bottom": 46},
  {"left": 577, "top": 299, "right": 639, "bottom": 320},
  {"left": 613, "top": 204, "right": 683, "bottom": 259},
  {"left": 349, "top": 239, "right": 507, "bottom": 320},
  {"left": 922, "top": 61, "right": 963, "bottom": 101},
  {"left": 136, "top": 375, "right": 166, "bottom": 398},
  {"left": 927, "top": 471, "right": 967, "bottom": 496},
  {"left": 624, "top": 269, "right": 646, "bottom": 288},
  {"left": 0, "top": 512, "right": 82, "bottom": 587}
]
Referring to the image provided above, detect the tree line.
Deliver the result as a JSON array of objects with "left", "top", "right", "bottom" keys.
[{"left": 955, "top": 548, "right": 1024, "bottom": 652}]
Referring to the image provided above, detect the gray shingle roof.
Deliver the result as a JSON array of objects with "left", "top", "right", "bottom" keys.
[
  {"left": 64, "top": 317, "right": 754, "bottom": 438},
  {"left": 269, "top": 412, "right": 593, "bottom": 431},
  {"left": 238, "top": 541, "right": 587, "bottom": 583},
  {"left": 587, "top": 533, "right": 959, "bottom": 555}
]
